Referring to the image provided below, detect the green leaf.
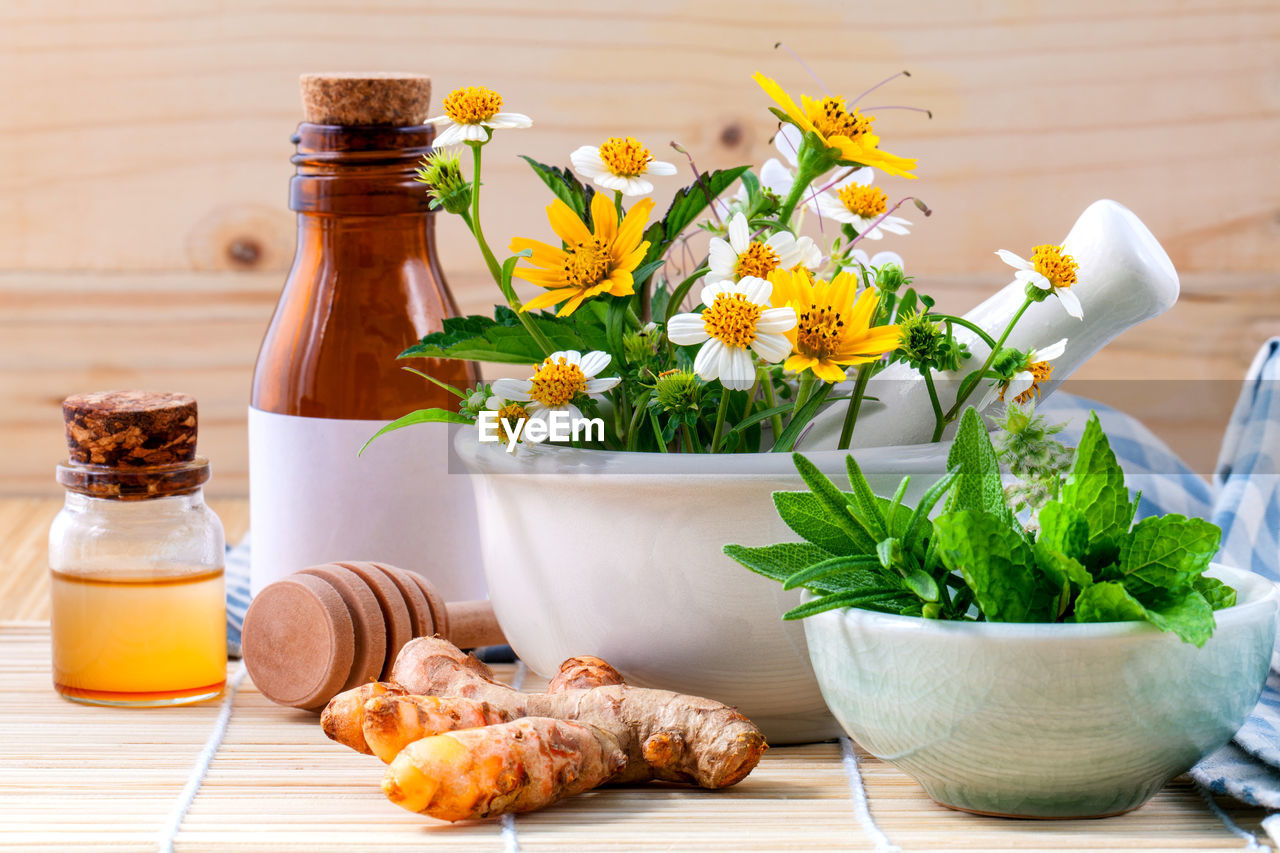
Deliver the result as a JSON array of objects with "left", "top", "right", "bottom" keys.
[
  {"left": 642, "top": 166, "right": 751, "bottom": 266},
  {"left": 782, "top": 587, "right": 915, "bottom": 620},
  {"left": 779, "top": 457, "right": 880, "bottom": 553},
  {"left": 782, "top": 554, "right": 884, "bottom": 590},
  {"left": 946, "top": 407, "right": 1015, "bottom": 527},
  {"left": 1073, "top": 580, "right": 1148, "bottom": 623},
  {"left": 664, "top": 267, "right": 709, "bottom": 324},
  {"left": 902, "top": 469, "right": 958, "bottom": 552},
  {"left": 400, "top": 306, "right": 593, "bottom": 365},
  {"left": 605, "top": 298, "right": 629, "bottom": 363},
  {"left": 1115, "top": 514, "right": 1222, "bottom": 596},
  {"left": 846, "top": 456, "right": 889, "bottom": 541},
  {"left": 400, "top": 366, "right": 466, "bottom": 399},
  {"left": 1194, "top": 575, "right": 1237, "bottom": 611},
  {"left": 1061, "top": 412, "right": 1137, "bottom": 558},
  {"left": 903, "top": 568, "right": 940, "bottom": 602},
  {"left": 1033, "top": 539, "right": 1093, "bottom": 591},
  {"left": 1036, "top": 501, "right": 1090, "bottom": 562},
  {"left": 629, "top": 258, "right": 666, "bottom": 291},
  {"left": 359, "top": 408, "right": 472, "bottom": 456},
  {"left": 1074, "top": 582, "right": 1217, "bottom": 647},
  {"left": 723, "top": 542, "right": 837, "bottom": 589},
  {"left": 933, "top": 509, "right": 1040, "bottom": 622},
  {"left": 770, "top": 389, "right": 832, "bottom": 452},
  {"left": 519, "top": 156, "right": 594, "bottom": 221}
]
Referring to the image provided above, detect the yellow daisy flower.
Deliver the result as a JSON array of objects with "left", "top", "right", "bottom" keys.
[
  {"left": 510, "top": 192, "right": 654, "bottom": 317},
  {"left": 769, "top": 268, "right": 902, "bottom": 383},
  {"left": 752, "top": 73, "right": 917, "bottom": 179}
]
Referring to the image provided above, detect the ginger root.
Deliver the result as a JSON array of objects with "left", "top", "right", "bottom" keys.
[
  {"left": 390, "top": 638, "right": 767, "bottom": 789},
  {"left": 320, "top": 639, "right": 768, "bottom": 821},
  {"left": 383, "top": 717, "right": 626, "bottom": 821},
  {"left": 362, "top": 693, "right": 509, "bottom": 763}
]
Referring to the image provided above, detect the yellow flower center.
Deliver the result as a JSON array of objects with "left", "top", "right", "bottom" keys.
[
  {"left": 702, "top": 293, "right": 763, "bottom": 349},
  {"left": 496, "top": 402, "right": 529, "bottom": 432},
  {"left": 796, "top": 306, "right": 845, "bottom": 361},
  {"left": 734, "top": 243, "right": 781, "bottom": 280},
  {"left": 809, "top": 97, "right": 873, "bottom": 140},
  {"left": 1030, "top": 244, "right": 1079, "bottom": 290},
  {"left": 442, "top": 86, "right": 503, "bottom": 125},
  {"left": 1001, "top": 360, "right": 1054, "bottom": 405},
  {"left": 563, "top": 239, "right": 613, "bottom": 289},
  {"left": 528, "top": 358, "right": 588, "bottom": 408},
  {"left": 837, "top": 184, "right": 888, "bottom": 219},
  {"left": 598, "top": 136, "right": 654, "bottom": 178}
]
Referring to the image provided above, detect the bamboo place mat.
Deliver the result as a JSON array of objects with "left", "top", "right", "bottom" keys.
[
  {"left": 0, "top": 624, "right": 1272, "bottom": 853},
  {"left": 0, "top": 497, "right": 1275, "bottom": 852}
]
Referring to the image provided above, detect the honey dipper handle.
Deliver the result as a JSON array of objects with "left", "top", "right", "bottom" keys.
[{"left": 444, "top": 600, "right": 507, "bottom": 649}]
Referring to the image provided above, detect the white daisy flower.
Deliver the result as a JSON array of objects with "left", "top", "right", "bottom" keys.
[
  {"left": 708, "top": 212, "right": 821, "bottom": 284},
  {"left": 425, "top": 85, "right": 532, "bottom": 148},
  {"left": 488, "top": 350, "right": 618, "bottom": 443},
  {"left": 666, "top": 276, "right": 797, "bottom": 391},
  {"left": 996, "top": 244, "right": 1083, "bottom": 320},
  {"left": 570, "top": 136, "right": 677, "bottom": 197},
  {"left": 979, "top": 338, "right": 1068, "bottom": 411},
  {"left": 809, "top": 170, "right": 910, "bottom": 240},
  {"left": 843, "top": 249, "right": 905, "bottom": 278}
]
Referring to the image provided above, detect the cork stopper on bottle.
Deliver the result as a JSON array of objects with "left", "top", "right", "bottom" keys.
[
  {"left": 62, "top": 390, "right": 198, "bottom": 468},
  {"left": 299, "top": 72, "right": 432, "bottom": 126}
]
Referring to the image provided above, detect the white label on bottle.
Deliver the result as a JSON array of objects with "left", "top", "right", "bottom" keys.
[{"left": 248, "top": 407, "right": 484, "bottom": 601}]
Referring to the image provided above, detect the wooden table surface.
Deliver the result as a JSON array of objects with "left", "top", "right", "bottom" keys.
[{"left": 1, "top": 498, "right": 1274, "bottom": 851}]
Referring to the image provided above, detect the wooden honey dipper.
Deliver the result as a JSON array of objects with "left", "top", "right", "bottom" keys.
[{"left": 241, "top": 562, "right": 504, "bottom": 711}]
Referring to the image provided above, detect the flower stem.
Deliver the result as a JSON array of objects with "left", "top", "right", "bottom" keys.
[
  {"left": 680, "top": 421, "right": 696, "bottom": 453},
  {"left": 761, "top": 373, "right": 785, "bottom": 439},
  {"left": 924, "top": 367, "right": 946, "bottom": 442},
  {"left": 775, "top": 161, "right": 821, "bottom": 229},
  {"left": 710, "top": 389, "right": 732, "bottom": 453},
  {"left": 466, "top": 140, "right": 556, "bottom": 358},
  {"left": 467, "top": 142, "right": 503, "bottom": 286},
  {"left": 837, "top": 362, "right": 875, "bottom": 450},
  {"left": 926, "top": 313, "right": 999, "bottom": 350},
  {"left": 943, "top": 295, "right": 1033, "bottom": 422},
  {"left": 647, "top": 409, "right": 669, "bottom": 453}
]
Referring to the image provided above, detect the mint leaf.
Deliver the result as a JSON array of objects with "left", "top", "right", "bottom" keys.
[
  {"left": 1033, "top": 539, "right": 1092, "bottom": 590},
  {"left": 1073, "top": 581, "right": 1148, "bottom": 622},
  {"left": 1115, "top": 514, "right": 1221, "bottom": 596},
  {"left": 1075, "top": 582, "right": 1216, "bottom": 647},
  {"left": 946, "top": 407, "right": 1015, "bottom": 528},
  {"left": 933, "top": 509, "right": 1040, "bottom": 622},
  {"left": 1037, "top": 501, "right": 1090, "bottom": 562},
  {"left": 1142, "top": 590, "right": 1216, "bottom": 647},
  {"left": 1194, "top": 575, "right": 1237, "bottom": 611},
  {"left": 1060, "top": 412, "right": 1136, "bottom": 559}
]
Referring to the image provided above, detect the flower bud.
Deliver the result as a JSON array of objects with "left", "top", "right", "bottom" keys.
[
  {"left": 415, "top": 150, "right": 472, "bottom": 215},
  {"left": 654, "top": 369, "right": 701, "bottom": 413}
]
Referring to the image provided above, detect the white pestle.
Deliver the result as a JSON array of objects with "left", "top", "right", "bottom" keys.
[{"left": 796, "top": 199, "right": 1181, "bottom": 450}]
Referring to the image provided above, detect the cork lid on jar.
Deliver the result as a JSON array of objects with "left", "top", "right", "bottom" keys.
[
  {"left": 299, "top": 72, "right": 432, "bottom": 126},
  {"left": 58, "top": 390, "right": 208, "bottom": 499}
]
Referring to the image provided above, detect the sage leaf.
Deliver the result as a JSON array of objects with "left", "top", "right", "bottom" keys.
[{"left": 946, "top": 407, "right": 1015, "bottom": 528}]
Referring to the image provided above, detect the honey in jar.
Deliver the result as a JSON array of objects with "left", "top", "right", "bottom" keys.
[{"left": 49, "top": 391, "right": 226, "bottom": 706}]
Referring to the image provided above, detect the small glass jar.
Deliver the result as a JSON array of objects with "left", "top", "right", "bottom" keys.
[{"left": 50, "top": 391, "right": 226, "bottom": 706}]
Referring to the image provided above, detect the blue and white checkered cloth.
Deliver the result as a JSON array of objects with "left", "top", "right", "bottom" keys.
[
  {"left": 1038, "top": 339, "right": 1280, "bottom": 822},
  {"left": 221, "top": 339, "right": 1280, "bottom": 816}
]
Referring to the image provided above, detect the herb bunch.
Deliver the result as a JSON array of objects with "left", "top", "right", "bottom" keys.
[{"left": 725, "top": 407, "right": 1233, "bottom": 646}]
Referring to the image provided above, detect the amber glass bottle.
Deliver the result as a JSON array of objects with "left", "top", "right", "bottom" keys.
[{"left": 249, "top": 73, "right": 481, "bottom": 599}]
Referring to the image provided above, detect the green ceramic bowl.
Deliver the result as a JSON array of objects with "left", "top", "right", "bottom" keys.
[{"left": 804, "top": 564, "right": 1278, "bottom": 818}]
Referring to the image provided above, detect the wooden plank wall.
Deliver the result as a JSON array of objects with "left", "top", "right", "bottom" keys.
[{"left": 1, "top": 0, "right": 1277, "bottom": 494}]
